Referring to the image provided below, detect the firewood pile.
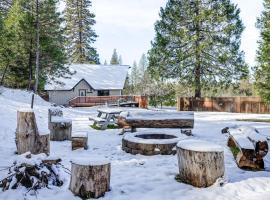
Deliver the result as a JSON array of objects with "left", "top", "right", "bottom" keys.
[{"left": 0, "top": 152, "right": 68, "bottom": 193}]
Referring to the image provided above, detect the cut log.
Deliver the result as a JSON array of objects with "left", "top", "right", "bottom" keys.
[
  {"left": 48, "top": 108, "right": 72, "bottom": 141},
  {"left": 50, "top": 120, "right": 72, "bottom": 141},
  {"left": 69, "top": 159, "right": 110, "bottom": 199},
  {"left": 72, "top": 132, "right": 88, "bottom": 150},
  {"left": 176, "top": 139, "right": 224, "bottom": 187},
  {"left": 117, "top": 111, "right": 194, "bottom": 133},
  {"left": 48, "top": 108, "right": 63, "bottom": 129},
  {"left": 16, "top": 109, "right": 50, "bottom": 155},
  {"left": 224, "top": 126, "right": 268, "bottom": 169}
]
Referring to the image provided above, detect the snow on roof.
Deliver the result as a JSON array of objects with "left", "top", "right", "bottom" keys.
[{"left": 45, "top": 64, "right": 130, "bottom": 91}]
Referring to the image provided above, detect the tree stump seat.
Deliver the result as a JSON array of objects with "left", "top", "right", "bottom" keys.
[
  {"left": 69, "top": 158, "right": 111, "bottom": 199},
  {"left": 48, "top": 108, "right": 72, "bottom": 141},
  {"left": 16, "top": 109, "right": 50, "bottom": 155},
  {"left": 72, "top": 132, "right": 88, "bottom": 150},
  {"left": 176, "top": 139, "right": 224, "bottom": 187}
]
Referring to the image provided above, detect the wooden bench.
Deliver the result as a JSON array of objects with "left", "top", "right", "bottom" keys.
[
  {"left": 118, "top": 111, "right": 194, "bottom": 134},
  {"left": 89, "top": 109, "right": 122, "bottom": 130},
  {"left": 222, "top": 125, "right": 268, "bottom": 169}
]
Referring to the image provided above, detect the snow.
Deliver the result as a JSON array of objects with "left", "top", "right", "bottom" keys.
[
  {"left": 124, "top": 132, "right": 185, "bottom": 144},
  {"left": 51, "top": 116, "right": 72, "bottom": 123},
  {"left": 122, "top": 110, "right": 194, "bottom": 120},
  {"left": 71, "top": 158, "right": 110, "bottom": 166},
  {"left": 44, "top": 64, "right": 130, "bottom": 90},
  {"left": 1, "top": 87, "right": 270, "bottom": 200},
  {"left": 177, "top": 139, "right": 224, "bottom": 152}
]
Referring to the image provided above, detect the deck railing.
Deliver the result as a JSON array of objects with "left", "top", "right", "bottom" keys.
[{"left": 69, "top": 95, "right": 148, "bottom": 108}]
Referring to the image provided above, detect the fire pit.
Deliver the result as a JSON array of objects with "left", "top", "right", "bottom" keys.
[{"left": 122, "top": 132, "right": 181, "bottom": 155}]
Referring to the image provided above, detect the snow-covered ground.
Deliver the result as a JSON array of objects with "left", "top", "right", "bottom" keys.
[{"left": 0, "top": 88, "right": 270, "bottom": 200}]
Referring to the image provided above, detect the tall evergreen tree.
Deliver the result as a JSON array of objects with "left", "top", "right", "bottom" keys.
[
  {"left": 118, "top": 55, "right": 123, "bottom": 65},
  {"left": 255, "top": 0, "right": 270, "bottom": 101},
  {"left": 64, "top": 0, "right": 99, "bottom": 64},
  {"left": 0, "top": 0, "right": 69, "bottom": 89},
  {"left": 148, "top": 0, "right": 248, "bottom": 98},
  {"left": 110, "top": 49, "right": 119, "bottom": 65}
]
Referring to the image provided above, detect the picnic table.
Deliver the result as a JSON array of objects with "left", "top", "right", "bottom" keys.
[{"left": 89, "top": 108, "right": 122, "bottom": 130}]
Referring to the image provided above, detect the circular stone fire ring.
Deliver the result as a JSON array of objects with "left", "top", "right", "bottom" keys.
[{"left": 122, "top": 132, "right": 181, "bottom": 155}]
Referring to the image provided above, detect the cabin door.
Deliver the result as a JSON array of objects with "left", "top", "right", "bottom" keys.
[{"left": 79, "top": 89, "right": 87, "bottom": 97}]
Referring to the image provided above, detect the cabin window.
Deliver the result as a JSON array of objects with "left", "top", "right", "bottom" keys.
[{"left": 98, "top": 90, "right": 110, "bottom": 96}]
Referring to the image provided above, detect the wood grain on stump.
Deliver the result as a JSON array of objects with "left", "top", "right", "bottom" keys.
[
  {"left": 69, "top": 159, "right": 110, "bottom": 199},
  {"left": 224, "top": 126, "right": 268, "bottom": 170},
  {"left": 16, "top": 109, "right": 50, "bottom": 155},
  {"left": 72, "top": 132, "right": 88, "bottom": 150},
  {"left": 176, "top": 139, "right": 224, "bottom": 187},
  {"left": 48, "top": 108, "right": 72, "bottom": 141}
]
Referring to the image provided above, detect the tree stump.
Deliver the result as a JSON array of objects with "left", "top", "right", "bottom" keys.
[
  {"left": 48, "top": 108, "right": 72, "bottom": 141},
  {"left": 16, "top": 109, "right": 50, "bottom": 155},
  {"left": 48, "top": 108, "right": 63, "bottom": 130},
  {"left": 69, "top": 159, "right": 111, "bottom": 199},
  {"left": 72, "top": 132, "right": 88, "bottom": 150},
  {"left": 176, "top": 139, "right": 224, "bottom": 187}
]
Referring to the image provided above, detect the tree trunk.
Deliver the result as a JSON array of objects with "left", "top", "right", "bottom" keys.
[
  {"left": 0, "top": 62, "right": 9, "bottom": 86},
  {"left": 28, "top": 37, "right": 33, "bottom": 90},
  {"left": 176, "top": 140, "right": 224, "bottom": 187},
  {"left": 194, "top": 0, "right": 201, "bottom": 98},
  {"left": 16, "top": 109, "right": 50, "bottom": 155},
  {"left": 69, "top": 159, "right": 111, "bottom": 199}
]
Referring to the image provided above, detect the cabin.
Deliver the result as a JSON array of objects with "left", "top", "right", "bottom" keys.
[{"left": 45, "top": 64, "right": 130, "bottom": 105}]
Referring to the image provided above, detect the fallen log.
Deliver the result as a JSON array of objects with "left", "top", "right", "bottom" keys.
[{"left": 223, "top": 126, "right": 268, "bottom": 169}]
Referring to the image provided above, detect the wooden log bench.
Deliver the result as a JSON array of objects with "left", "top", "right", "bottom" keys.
[
  {"left": 16, "top": 109, "right": 50, "bottom": 155},
  {"left": 48, "top": 108, "right": 72, "bottom": 141},
  {"left": 222, "top": 126, "right": 268, "bottom": 170},
  {"left": 72, "top": 132, "right": 88, "bottom": 150},
  {"left": 69, "top": 158, "right": 111, "bottom": 199},
  {"left": 176, "top": 139, "right": 224, "bottom": 187},
  {"left": 117, "top": 111, "right": 194, "bottom": 134}
]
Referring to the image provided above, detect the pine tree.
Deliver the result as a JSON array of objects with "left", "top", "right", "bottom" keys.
[
  {"left": 110, "top": 49, "right": 119, "bottom": 65},
  {"left": 103, "top": 60, "right": 107, "bottom": 65},
  {"left": 255, "top": 0, "right": 270, "bottom": 101},
  {"left": 64, "top": 0, "right": 99, "bottom": 64},
  {"left": 0, "top": 0, "right": 69, "bottom": 89},
  {"left": 148, "top": 0, "right": 248, "bottom": 98},
  {"left": 118, "top": 55, "right": 123, "bottom": 65}
]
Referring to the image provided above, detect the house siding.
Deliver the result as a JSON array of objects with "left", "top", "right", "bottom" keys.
[
  {"left": 48, "top": 80, "right": 97, "bottom": 105},
  {"left": 48, "top": 80, "right": 123, "bottom": 105}
]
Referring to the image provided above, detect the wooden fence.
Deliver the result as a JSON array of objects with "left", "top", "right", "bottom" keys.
[
  {"left": 177, "top": 97, "right": 270, "bottom": 114},
  {"left": 69, "top": 95, "right": 148, "bottom": 109}
]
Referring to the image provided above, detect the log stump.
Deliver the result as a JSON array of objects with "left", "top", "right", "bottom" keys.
[
  {"left": 48, "top": 108, "right": 72, "bottom": 141},
  {"left": 176, "top": 139, "right": 224, "bottom": 187},
  {"left": 72, "top": 132, "right": 88, "bottom": 150},
  {"left": 16, "top": 109, "right": 50, "bottom": 155},
  {"left": 69, "top": 159, "right": 111, "bottom": 199}
]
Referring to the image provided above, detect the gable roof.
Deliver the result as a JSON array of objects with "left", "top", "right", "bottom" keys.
[{"left": 45, "top": 64, "right": 130, "bottom": 91}]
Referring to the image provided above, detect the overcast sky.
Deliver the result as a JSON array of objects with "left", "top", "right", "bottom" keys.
[{"left": 92, "top": 0, "right": 264, "bottom": 67}]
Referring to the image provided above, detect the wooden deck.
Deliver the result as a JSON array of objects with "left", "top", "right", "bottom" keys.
[{"left": 69, "top": 95, "right": 147, "bottom": 108}]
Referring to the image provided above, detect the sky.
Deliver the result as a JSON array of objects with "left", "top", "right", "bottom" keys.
[{"left": 92, "top": 0, "right": 264, "bottom": 67}]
